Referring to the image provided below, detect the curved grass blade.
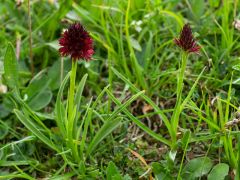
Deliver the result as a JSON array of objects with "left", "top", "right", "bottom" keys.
[
  {"left": 111, "top": 67, "right": 174, "bottom": 140},
  {"left": 14, "top": 109, "right": 60, "bottom": 152},
  {"left": 87, "top": 90, "right": 145, "bottom": 156},
  {"left": 106, "top": 89, "right": 171, "bottom": 146},
  {"left": 55, "top": 72, "right": 70, "bottom": 137}
]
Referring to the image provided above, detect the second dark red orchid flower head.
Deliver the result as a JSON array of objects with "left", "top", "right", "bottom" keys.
[{"left": 174, "top": 24, "right": 200, "bottom": 54}]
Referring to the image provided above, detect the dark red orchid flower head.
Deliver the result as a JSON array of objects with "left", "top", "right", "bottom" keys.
[
  {"left": 174, "top": 24, "right": 200, "bottom": 54},
  {"left": 59, "top": 22, "right": 94, "bottom": 61}
]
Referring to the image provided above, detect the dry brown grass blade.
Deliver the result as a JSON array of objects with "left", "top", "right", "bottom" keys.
[{"left": 127, "top": 148, "right": 153, "bottom": 180}]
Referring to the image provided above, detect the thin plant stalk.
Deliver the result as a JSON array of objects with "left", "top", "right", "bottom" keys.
[
  {"left": 27, "top": 0, "right": 34, "bottom": 75},
  {"left": 60, "top": 57, "right": 64, "bottom": 83},
  {"left": 67, "top": 60, "right": 79, "bottom": 161},
  {"left": 171, "top": 52, "right": 188, "bottom": 147}
]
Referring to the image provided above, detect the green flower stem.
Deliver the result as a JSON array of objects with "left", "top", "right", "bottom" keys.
[
  {"left": 68, "top": 61, "right": 77, "bottom": 118},
  {"left": 67, "top": 60, "right": 79, "bottom": 161},
  {"left": 177, "top": 52, "right": 188, "bottom": 101},
  {"left": 171, "top": 52, "right": 188, "bottom": 147}
]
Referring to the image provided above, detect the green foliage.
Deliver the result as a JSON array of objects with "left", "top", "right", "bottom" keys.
[
  {"left": 182, "top": 157, "right": 213, "bottom": 179},
  {"left": 1, "top": 0, "right": 240, "bottom": 178},
  {"left": 24, "top": 73, "right": 52, "bottom": 111},
  {"left": 0, "top": 121, "right": 8, "bottom": 140},
  {"left": 208, "top": 163, "right": 229, "bottom": 180},
  {"left": 3, "top": 43, "right": 19, "bottom": 89},
  {"left": 106, "top": 161, "right": 122, "bottom": 180}
]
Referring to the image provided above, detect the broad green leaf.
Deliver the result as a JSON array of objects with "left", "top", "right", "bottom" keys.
[
  {"left": 107, "top": 161, "right": 122, "bottom": 180},
  {"left": 0, "top": 104, "right": 11, "bottom": 118},
  {"left": 0, "top": 61, "right": 4, "bottom": 74},
  {"left": 25, "top": 74, "right": 49, "bottom": 100},
  {"left": 0, "top": 121, "right": 8, "bottom": 140},
  {"left": 28, "top": 89, "right": 52, "bottom": 111},
  {"left": 48, "top": 59, "right": 71, "bottom": 90},
  {"left": 182, "top": 157, "right": 213, "bottom": 179},
  {"left": 24, "top": 72, "right": 53, "bottom": 110},
  {"left": 3, "top": 43, "right": 18, "bottom": 89},
  {"left": 207, "top": 163, "right": 229, "bottom": 180}
]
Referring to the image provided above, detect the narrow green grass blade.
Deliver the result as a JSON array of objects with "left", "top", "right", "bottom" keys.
[
  {"left": 177, "top": 130, "right": 191, "bottom": 179},
  {"left": 0, "top": 160, "right": 36, "bottom": 167},
  {"left": 14, "top": 109, "right": 59, "bottom": 152},
  {"left": 191, "top": 131, "right": 240, "bottom": 142},
  {"left": 73, "top": 74, "right": 88, "bottom": 137},
  {"left": 49, "top": 172, "right": 76, "bottom": 180},
  {"left": 79, "top": 103, "right": 92, "bottom": 159},
  {"left": 180, "top": 67, "right": 206, "bottom": 111},
  {"left": 12, "top": 93, "right": 52, "bottom": 134},
  {"left": 111, "top": 67, "right": 173, "bottom": 139},
  {"left": 0, "top": 174, "right": 34, "bottom": 180},
  {"left": 225, "top": 75, "right": 237, "bottom": 167},
  {"left": 125, "top": 0, "right": 146, "bottom": 90},
  {"left": 75, "top": 74, "right": 88, "bottom": 113},
  {"left": 55, "top": 72, "right": 70, "bottom": 137},
  {"left": 87, "top": 90, "right": 145, "bottom": 156},
  {"left": 187, "top": 101, "right": 220, "bottom": 131},
  {"left": 86, "top": 117, "right": 122, "bottom": 156},
  {"left": 72, "top": 2, "right": 102, "bottom": 29},
  {"left": 159, "top": 10, "right": 183, "bottom": 27},
  {"left": 235, "top": 137, "right": 240, "bottom": 180},
  {"left": 66, "top": 105, "right": 78, "bottom": 161},
  {"left": 106, "top": 89, "right": 171, "bottom": 146},
  {"left": 225, "top": 74, "right": 233, "bottom": 124},
  {"left": 107, "top": 90, "right": 145, "bottom": 122},
  {"left": 0, "top": 136, "right": 35, "bottom": 151},
  {"left": 77, "top": 98, "right": 93, "bottom": 159},
  {"left": 92, "top": 85, "right": 110, "bottom": 109}
]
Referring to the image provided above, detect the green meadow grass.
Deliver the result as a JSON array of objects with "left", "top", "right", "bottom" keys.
[{"left": 0, "top": 0, "right": 240, "bottom": 179}]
